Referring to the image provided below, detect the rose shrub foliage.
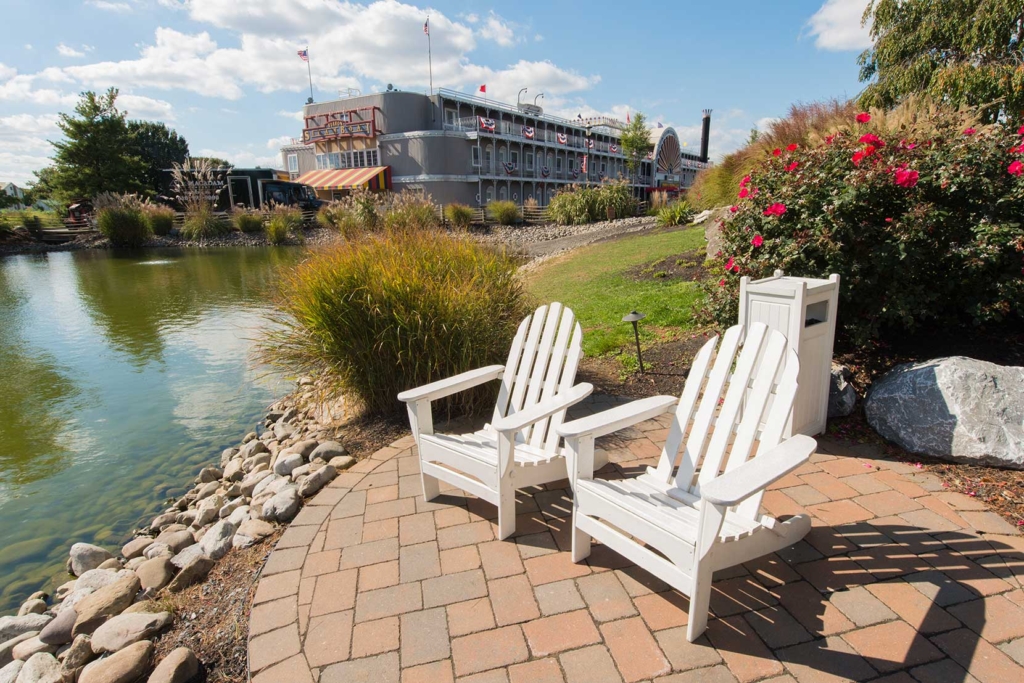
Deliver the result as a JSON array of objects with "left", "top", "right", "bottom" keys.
[{"left": 701, "top": 109, "right": 1024, "bottom": 344}]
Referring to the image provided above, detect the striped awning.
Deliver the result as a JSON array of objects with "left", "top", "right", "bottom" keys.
[{"left": 296, "top": 166, "right": 391, "bottom": 191}]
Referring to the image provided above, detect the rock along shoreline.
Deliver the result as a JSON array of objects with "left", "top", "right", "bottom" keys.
[{"left": 0, "top": 377, "right": 352, "bottom": 682}]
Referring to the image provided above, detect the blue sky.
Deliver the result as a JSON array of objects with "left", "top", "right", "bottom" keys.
[{"left": 0, "top": 0, "right": 871, "bottom": 185}]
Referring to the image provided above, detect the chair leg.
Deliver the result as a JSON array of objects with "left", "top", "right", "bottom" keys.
[
  {"left": 497, "top": 477, "right": 516, "bottom": 540},
  {"left": 686, "top": 561, "right": 713, "bottom": 642},
  {"left": 571, "top": 509, "right": 591, "bottom": 563},
  {"left": 421, "top": 466, "right": 440, "bottom": 502}
]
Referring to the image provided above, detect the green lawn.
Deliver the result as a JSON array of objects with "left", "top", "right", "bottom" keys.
[{"left": 527, "top": 226, "right": 707, "bottom": 356}]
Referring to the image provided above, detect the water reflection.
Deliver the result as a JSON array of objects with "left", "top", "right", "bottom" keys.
[{"left": 0, "top": 247, "right": 299, "bottom": 612}]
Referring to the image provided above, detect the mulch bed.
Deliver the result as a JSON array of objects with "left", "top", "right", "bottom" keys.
[{"left": 153, "top": 530, "right": 282, "bottom": 683}]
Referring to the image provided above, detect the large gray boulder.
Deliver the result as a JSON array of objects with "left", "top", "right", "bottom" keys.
[
  {"left": 310, "top": 441, "right": 346, "bottom": 461},
  {"left": 72, "top": 574, "right": 141, "bottom": 637},
  {"left": 37, "top": 608, "right": 75, "bottom": 646},
  {"left": 197, "top": 520, "right": 237, "bottom": 560},
  {"left": 0, "top": 660, "right": 22, "bottom": 683},
  {"left": 828, "top": 364, "right": 857, "bottom": 418},
  {"left": 233, "top": 519, "right": 274, "bottom": 549},
  {"left": 865, "top": 356, "right": 1024, "bottom": 468},
  {"left": 260, "top": 487, "right": 300, "bottom": 523}
]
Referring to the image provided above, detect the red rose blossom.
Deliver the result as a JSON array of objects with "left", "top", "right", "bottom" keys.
[
  {"left": 858, "top": 133, "right": 885, "bottom": 147},
  {"left": 1018, "top": 125, "right": 1024, "bottom": 135},
  {"left": 751, "top": 234, "right": 764, "bottom": 247},
  {"left": 786, "top": 143, "right": 798, "bottom": 151},
  {"left": 852, "top": 150, "right": 865, "bottom": 166},
  {"left": 724, "top": 257, "right": 735, "bottom": 271},
  {"left": 856, "top": 112, "right": 871, "bottom": 123},
  {"left": 738, "top": 188, "right": 750, "bottom": 198},
  {"left": 740, "top": 175, "right": 750, "bottom": 187},
  {"left": 772, "top": 148, "right": 782, "bottom": 156},
  {"left": 825, "top": 134, "right": 837, "bottom": 144},
  {"left": 893, "top": 168, "right": 919, "bottom": 188},
  {"left": 1010, "top": 160, "right": 1024, "bottom": 176},
  {"left": 763, "top": 203, "right": 786, "bottom": 217},
  {"left": 718, "top": 278, "right": 726, "bottom": 287},
  {"left": 729, "top": 205, "right": 739, "bottom": 213},
  {"left": 963, "top": 128, "right": 977, "bottom": 135},
  {"left": 785, "top": 162, "right": 799, "bottom": 172}
]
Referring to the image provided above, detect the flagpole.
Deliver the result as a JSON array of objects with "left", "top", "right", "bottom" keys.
[
  {"left": 426, "top": 18, "right": 433, "bottom": 97},
  {"left": 305, "top": 46, "right": 314, "bottom": 103}
]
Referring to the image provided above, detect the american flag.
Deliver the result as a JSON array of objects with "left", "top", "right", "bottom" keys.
[
  {"left": 423, "top": 17, "right": 429, "bottom": 35},
  {"left": 297, "top": 49, "right": 309, "bottom": 62},
  {"left": 586, "top": 139, "right": 594, "bottom": 149},
  {"left": 522, "top": 126, "right": 535, "bottom": 140},
  {"left": 556, "top": 133, "right": 567, "bottom": 145},
  {"left": 581, "top": 155, "right": 588, "bottom": 174},
  {"left": 610, "top": 144, "right": 619, "bottom": 154},
  {"left": 478, "top": 116, "right": 496, "bottom": 132}
]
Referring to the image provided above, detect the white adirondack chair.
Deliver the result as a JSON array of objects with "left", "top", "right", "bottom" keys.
[
  {"left": 398, "top": 303, "right": 596, "bottom": 540},
  {"left": 558, "top": 322, "right": 817, "bottom": 642}
]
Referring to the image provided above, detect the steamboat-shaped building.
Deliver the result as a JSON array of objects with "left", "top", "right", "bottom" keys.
[{"left": 280, "top": 88, "right": 711, "bottom": 206}]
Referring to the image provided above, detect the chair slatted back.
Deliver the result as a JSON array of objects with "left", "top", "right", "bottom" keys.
[
  {"left": 649, "top": 323, "right": 800, "bottom": 520},
  {"left": 492, "top": 303, "right": 583, "bottom": 455}
]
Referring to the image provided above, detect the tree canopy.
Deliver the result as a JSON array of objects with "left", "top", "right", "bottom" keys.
[
  {"left": 620, "top": 112, "right": 653, "bottom": 177},
  {"left": 127, "top": 120, "right": 189, "bottom": 194},
  {"left": 858, "top": 0, "right": 1024, "bottom": 122}
]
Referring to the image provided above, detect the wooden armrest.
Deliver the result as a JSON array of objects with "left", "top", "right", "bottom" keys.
[
  {"left": 699, "top": 435, "right": 817, "bottom": 507},
  {"left": 557, "top": 395, "right": 678, "bottom": 441},
  {"left": 491, "top": 383, "right": 594, "bottom": 433},
  {"left": 397, "top": 365, "right": 505, "bottom": 404}
]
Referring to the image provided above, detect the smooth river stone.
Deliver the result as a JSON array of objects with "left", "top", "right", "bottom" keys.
[
  {"left": 11, "top": 636, "right": 55, "bottom": 661},
  {"left": 15, "top": 601, "right": 45, "bottom": 618},
  {"left": 78, "top": 640, "right": 152, "bottom": 683},
  {"left": 59, "top": 634, "right": 94, "bottom": 676},
  {"left": 299, "top": 465, "right": 336, "bottom": 498},
  {"left": 166, "top": 557, "right": 214, "bottom": 593},
  {"left": 68, "top": 544, "right": 113, "bottom": 577},
  {"left": 15, "top": 652, "right": 61, "bottom": 683},
  {"left": 0, "top": 615, "right": 51, "bottom": 643},
  {"left": 290, "top": 439, "right": 319, "bottom": 458},
  {"left": 121, "top": 538, "right": 153, "bottom": 561},
  {"left": 0, "top": 660, "right": 21, "bottom": 683},
  {"left": 0, "top": 632, "right": 36, "bottom": 667},
  {"left": 260, "top": 487, "right": 300, "bottom": 523},
  {"left": 153, "top": 530, "right": 194, "bottom": 554},
  {"left": 311, "top": 441, "right": 346, "bottom": 461},
  {"left": 72, "top": 574, "right": 141, "bottom": 637},
  {"left": 146, "top": 647, "right": 198, "bottom": 683},
  {"left": 38, "top": 607, "right": 76, "bottom": 646},
  {"left": 197, "top": 520, "right": 237, "bottom": 560},
  {"left": 135, "top": 557, "right": 175, "bottom": 592},
  {"left": 89, "top": 612, "right": 171, "bottom": 654}
]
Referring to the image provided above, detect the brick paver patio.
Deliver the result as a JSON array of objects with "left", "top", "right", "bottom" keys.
[{"left": 248, "top": 397, "right": 1024, "bottom": 683}]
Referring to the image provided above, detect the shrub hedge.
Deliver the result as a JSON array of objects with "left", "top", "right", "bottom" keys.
[
  {"left": 144, "top": 206, "right": 176, "bottom": 236},
  {"left": 98, "top": 206, "right": 150, "bottom": 247},
  {"left": 233, "top": 208, "right": 264, "bottom": 234},
  {"left": 260, "top": 230, "right": 527, "bottom": 415},
  {"left": 444, "top": 203, "right": 474, "bottom": 230},
  {"left": 701, "top": 106, "right": 1024, "bottom": 344},
  {"left": 547, "top": 181, "right": 637, "bottom": 225},
  {"left": 488, "top": 200, "right": 520, "bottom": 226}
]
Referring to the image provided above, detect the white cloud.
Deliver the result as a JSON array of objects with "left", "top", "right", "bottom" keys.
[
  {"left": 806, "top": 0, "right": 872, "bottom": 51},
  {"left": 86, "top": 0, "right": 133, "bottom": 12},
  {"left": 478, "top": 13, "right": 517, "bottom": 47},
  {"left": 0, "top": 63, "right": 15, "bottom": 81},
  {"left": 57, "top": 43, "right": 86, "bottom": 58},
  {"left": 462, "top": 13, "right": 479, "bottom": 24},
  {"left": 278, "top": 109, "right": 304, "bottom": 121},
  {"left": 266, "top": 134, "right": 294, "bottom": 149},
  {"left": 755, "top": 116, "right": 781, "bottom": 132},
  {"left": 119, "top": 94, "right": 176, "bottom": 121},
  {"left": 0, "top": 114, "right": 60, "bottom": 185},
  {"left": 0, "top": 70, "right": 78, "bottom": 107}
]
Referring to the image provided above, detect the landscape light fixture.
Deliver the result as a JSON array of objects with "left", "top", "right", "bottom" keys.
[
  {"left": 517, "top": 87, "right": 528, "bottom": 106},
  {"left": 534, "top": 93, "right": 544, "bottom": 105},
  {"left": 622, "top": 311, "right": 646, "bottom": 373}
]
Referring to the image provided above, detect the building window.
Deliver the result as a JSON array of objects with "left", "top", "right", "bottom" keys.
[
  {"left": 499, "top": 186, "right": 507, "bottom": 200},
  {"left": 472, "top": 146, "right": 481, "bottom": 167},
  {"left": 498, "top": 147, "right": 506, "bottom": 164},
  {"left": 510, "top": 150, "right": 519, "bottom": 167},
  {"left": 287, "top": 154, "right": 298, "bottom": 173},
  {"left": 446, "top": 109, "right": 456, "bottom": 124},
  {"left": 555, "top": 156, "right": 563, "bottom": 172},
  {"left": 315, "top": 154, "right": 326, "bottom": 170},
  {"left": 368, "top": 149, "right": 379, "bottom": 166},
  {"left": 568, "top": 157, "right": 575, "bottom": 172},
  {"left": 329, "top": 152, "right": 342, "bottom": 169},
  {"left": 484, "top": 145, "right": 493, "bottom": 170},
  {"left": 526, "top": 152, "right": 533, "bottom": 170},
  {"left": 601, "top": 162, "right": 606, "bottom": 174},
  {"left": 485, "top": 186, "right": 494, "bottom": 202}
]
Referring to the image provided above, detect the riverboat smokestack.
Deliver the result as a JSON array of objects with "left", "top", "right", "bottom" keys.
[{"left": 699, "top": 109, "right": 712, "bottom": 163}]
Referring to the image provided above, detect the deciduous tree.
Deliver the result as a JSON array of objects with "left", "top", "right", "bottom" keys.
[{"left": 859, "top": 0, "right": 1024, "bottom": 122}]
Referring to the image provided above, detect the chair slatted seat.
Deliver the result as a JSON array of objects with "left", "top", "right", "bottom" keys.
[
  {"left": 558, "top": 322, "right": 817, "bottom": 641},
  {"left": 399, "top": 303, "right": 595, "bottom": 539}
]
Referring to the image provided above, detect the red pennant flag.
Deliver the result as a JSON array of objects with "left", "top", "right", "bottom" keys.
[{"left": 478, "top": 84, "right": 486, "bottom": 93}]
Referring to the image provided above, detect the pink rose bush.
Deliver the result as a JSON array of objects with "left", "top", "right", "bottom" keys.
[{"left": 702, "top": 110, "right": 1024, "bottom": 344}]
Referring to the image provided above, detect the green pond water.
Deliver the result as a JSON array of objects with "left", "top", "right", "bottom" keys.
[{"left": 0, "top": 247, "right": 301, "bottom": 613}]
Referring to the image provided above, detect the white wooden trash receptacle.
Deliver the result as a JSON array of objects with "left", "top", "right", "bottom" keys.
[{"left": 739, "top": 270, "right": 839, "bottom": 437}]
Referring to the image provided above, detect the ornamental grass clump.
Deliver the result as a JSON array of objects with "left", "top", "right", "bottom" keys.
[
  {"left": 595, "top": 180, "right": 636, "bottom": 219},
  {"left": 94, "top": 192, "right": 151, "bottom": 247},
  {"left": 656, "top": 201, "right": 693, "bottom": 227},
  {"left": 266, "top": 205, "right": 302, "bottom": 244},
  {"left": 383, "top": 192, "right": 439, "bottom": 233},
  {"left": 259, "top": 230, "right": 528, "bottom": 415},
  {"left": 444, "top": 203, "right": 474, "bottom": 230},
  {"left": 144, "top": 205, "right": 176, "bottom": 236},
  {"left": 701, "top": 104, "right": 1024, "bottom": 345},
  {"left": 547, "top": 186, "right": 600, "bottom": 225},
  {"left": 488, "top": 200, "right": 520, "bottom": 226},
  {"left": 233, "top": 208, "right": 264, "bottom": 233},
  {"left": 317, "top": 201, "right": 362, "bottom": 238}
]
